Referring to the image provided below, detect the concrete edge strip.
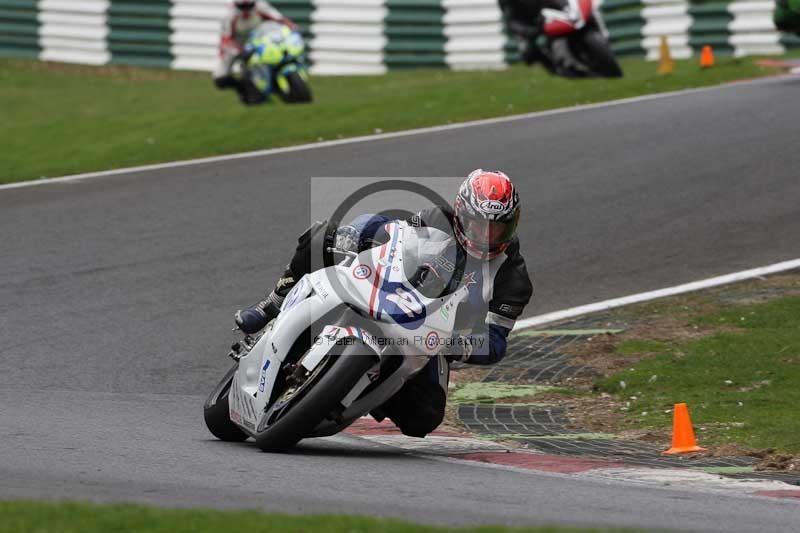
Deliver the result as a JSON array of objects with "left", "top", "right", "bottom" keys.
[
  {"left": 1, "top": 74, "right": 797, "bottom": 191},
  {"left": 514, "top": 258, "right": 800, "bottom": 331},
  {"left": 346, "top": 432, "right": 800, "bottom": 500},
  {"left": 342, "top": 431, "right": 800, "bottom": 499}
]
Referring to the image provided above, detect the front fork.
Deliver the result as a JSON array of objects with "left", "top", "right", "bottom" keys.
[{"left": 250, "top": 64, "right": 273, "bottom": 98}]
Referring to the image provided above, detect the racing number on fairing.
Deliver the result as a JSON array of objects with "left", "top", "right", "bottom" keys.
[
  {"left": 386, "top": 287, "right": 423, "bottom": 318},
  {"left": 379, "top": 282, "right": 426, "bottom": 330}
]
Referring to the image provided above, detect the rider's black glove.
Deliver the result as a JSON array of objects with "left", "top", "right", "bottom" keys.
[{"left": 440, "top": 336, "right": 474, "bottom": 363}]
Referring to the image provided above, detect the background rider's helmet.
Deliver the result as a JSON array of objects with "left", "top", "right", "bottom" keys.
[
  {"left": 453, "top": 169, "right": 520, "bottom": 260},
  {"left": 234, "top": 1, "right": 256, "bottom": 11}
]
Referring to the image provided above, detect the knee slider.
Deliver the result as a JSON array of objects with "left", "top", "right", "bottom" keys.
[{"left": 397, "top": 407, "right": 444, "bottom": 438}]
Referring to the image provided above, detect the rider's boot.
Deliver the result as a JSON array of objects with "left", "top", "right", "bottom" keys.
[
  {"left": 213, "top": 75, "right": 238, "bottom": 90},
  {"left": 525, "top": 44, "right": 558, "bottom": 74},
  {"left": 234, "top": 292, "right": 282, "bottom": 334},
  {"left": 234, "top": 271, "right": 298, "bottom": 334},
  {"left": 214, "top": 74, "right": 253, "bottom": 104},
  {"left": 235, "top": 220, "right": 336, "bottom": 334}
]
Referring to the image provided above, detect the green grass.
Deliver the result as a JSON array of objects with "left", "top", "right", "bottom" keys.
[
  {"left": 615, "top": 340, "right": 670, "bottom": 356},
  {"left": 0, "top": 501, "right": 634, "bottom": 533},
  {"left": 596, "top": 296, "right": 800, "bottom": 452},
  {"left": 450, "top": 382, "right": 554, "bottom": 404},
  {"left": 0, "top": 55, "right": 786, "bottom": 183}
]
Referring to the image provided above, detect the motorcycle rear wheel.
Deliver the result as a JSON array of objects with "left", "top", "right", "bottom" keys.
[
  {"left": 203, "top": 363, "right": 250, "bottom": 442},
  {"left": 254, "top": 341, "right": 376, "bottom": 452},
  {"left": 240, "top": 80, "right": 267, "bottom": 105},
  {"left": 569, "top": 29, "right": 623, "bottom": 78}
]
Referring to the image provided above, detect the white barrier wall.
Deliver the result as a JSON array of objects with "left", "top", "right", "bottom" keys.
[
  {"left": 729, "top": 0, "right": 785, "bottom": 56},
  {"left": 170, "top": 0, "right": 226, "bottom": 71},
  {"left": 38, "top": 0, "right": 110, "bottom": 65},
  {"left": 0, "top": 0, "right": 795, "bottom": 73},
  {"left": 443, "top": 0, "right": 506, "bottom": 70},
  {"left": 642, "top": 0, "right": 693, "bottom": 60},
  {"left": 310, "top": 0, "right": 387, "bottom": 75}
]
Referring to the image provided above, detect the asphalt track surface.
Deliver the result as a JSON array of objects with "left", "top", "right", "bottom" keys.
[{"left": 2, "top": 75, "right": 800, "bottom": 531}]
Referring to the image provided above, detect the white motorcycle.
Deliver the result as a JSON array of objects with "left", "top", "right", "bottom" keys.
[{"left": 204, "top": 221, "right": 473, "bottom": 452}]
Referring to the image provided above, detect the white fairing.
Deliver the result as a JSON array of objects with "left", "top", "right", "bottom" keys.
[{"left": 228, "top": 221, "right": 471, "bottom": 436}]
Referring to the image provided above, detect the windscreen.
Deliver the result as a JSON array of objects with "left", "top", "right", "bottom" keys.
[{"left": 401, "top": 226, "right": 461, "bottom": 300}]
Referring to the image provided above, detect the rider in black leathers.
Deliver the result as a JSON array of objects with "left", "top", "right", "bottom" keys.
[
  {"left": 500, "top": 0, "right": 554, "bottom": 69},
  {"left": 234, "top": 171, "right": 533, "bottom": 438}
]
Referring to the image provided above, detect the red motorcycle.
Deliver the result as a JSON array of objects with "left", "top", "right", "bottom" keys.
[{"left": 540, "top": 0, "right": 622, "bottom": 78}]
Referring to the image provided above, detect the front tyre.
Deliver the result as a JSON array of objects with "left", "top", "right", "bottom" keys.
[
  {"left": 203, "top": 363, "right": 249, "bottom": 442},
  {"left": 254, "top": 341, "right": 376, "bottom": 452},
  {"left": 277, "top": 71, "right": 313, "bottom": 104},
  {"left": 570, "top": 29, "right": 623, "bottom": 78}
]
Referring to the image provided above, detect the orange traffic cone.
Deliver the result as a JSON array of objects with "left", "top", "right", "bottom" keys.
[
  {"left": 657, "top": 36, "right": 675, "bottom": 74},
  {"left": 699, "top": 45, "right": 715, "bottom": 68},
  {"left": 663, "top": 403, "right": 707, "bottom": 455}
]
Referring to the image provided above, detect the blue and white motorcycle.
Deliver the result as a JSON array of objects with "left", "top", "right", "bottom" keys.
[
  {"left": 235, "top": 21, "right": 312, "bottom": 105},
  {"left": 204, "top": 221, "right": 473, "bottom": 452}
]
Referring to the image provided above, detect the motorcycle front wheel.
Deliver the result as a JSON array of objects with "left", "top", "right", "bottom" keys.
[
  {"left": 203, "top": 363, "right": 250, "bottom": 442},
  {"left": 276, "top": 71, "right": 313, "bottom": 104},
  {"left": 254, "top": 340, "right": 376, "bottom": 452},
  {"left": 570, "top": 29, "right": 623, "bottom": 78}
]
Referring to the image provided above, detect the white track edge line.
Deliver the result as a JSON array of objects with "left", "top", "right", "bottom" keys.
[
  {"left": 2, "top": 74, "right": 794, "bottom": 191},
  {"left": 514, "top": 258, "right": 800, "bottom": 330}
]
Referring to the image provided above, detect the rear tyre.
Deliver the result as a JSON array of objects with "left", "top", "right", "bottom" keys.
[
  {"left": 254, "top": 341, "right": 376, "bottom": 452},
  {"left": 278, "top": 71, "right": 313, "bottom": 104},
  {"left": 570, "top": 29, "right": 623, "bottom": 78},
  {"left": 203, "top": 363, "right": 249, "bottom": 442}
]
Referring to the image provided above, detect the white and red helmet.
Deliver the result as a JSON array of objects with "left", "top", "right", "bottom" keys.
[{"left": 453, "top": 169, "right": 520, "bottom": 260}]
